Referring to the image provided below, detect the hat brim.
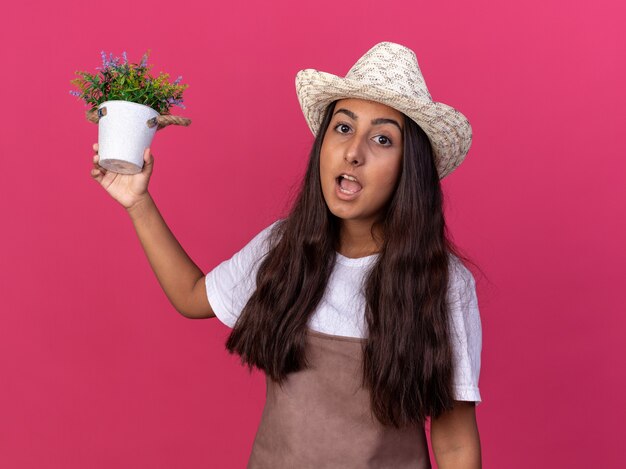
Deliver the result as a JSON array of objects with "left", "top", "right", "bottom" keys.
[{"left": 296, "top": 69, "right": 472, "bottom": 179}]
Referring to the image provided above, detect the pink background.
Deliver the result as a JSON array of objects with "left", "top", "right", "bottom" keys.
[{"left": 1, "top": 0, "right": 624, "bottom": 467}]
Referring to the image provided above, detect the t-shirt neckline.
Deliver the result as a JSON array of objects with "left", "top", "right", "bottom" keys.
[{"left": 334, "top": 251, "right": 379, "bottom": 267}]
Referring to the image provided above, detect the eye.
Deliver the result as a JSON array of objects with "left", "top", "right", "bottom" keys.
[
  {"left": 334, "top": 123, "right": 351, "bottom": 134},
  {"left": 374, "top": 135, "right": 392, "bottom": 146}
]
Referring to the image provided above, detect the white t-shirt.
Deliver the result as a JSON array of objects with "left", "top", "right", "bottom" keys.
[{"left": 205, "top": 221, "right": 482, "bottom": 405}]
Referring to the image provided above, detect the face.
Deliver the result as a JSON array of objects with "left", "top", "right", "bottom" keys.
[{"left": 319, "top": 98, "right": 404, "bottom": 228}]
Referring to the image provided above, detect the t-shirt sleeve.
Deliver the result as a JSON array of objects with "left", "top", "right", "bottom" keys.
[
  {"left": 447, "top": 256, "right": 483, "bottom": 406},
  {"left": 205, "top": 222, "right": 278, "bottom": 328}
]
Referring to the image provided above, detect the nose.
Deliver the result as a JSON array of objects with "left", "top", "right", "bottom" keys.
[{"left": 344, "top": 136, "right": 365, "bottom": 166}]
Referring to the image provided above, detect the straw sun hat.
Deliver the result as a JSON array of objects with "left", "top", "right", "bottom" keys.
[{"left": 295, "top": 41, "right": 472, "bottom": 179}]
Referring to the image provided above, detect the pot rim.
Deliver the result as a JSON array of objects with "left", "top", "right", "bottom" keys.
[{"left": 98, "top": 100, "right": 158, "bottom": 113}]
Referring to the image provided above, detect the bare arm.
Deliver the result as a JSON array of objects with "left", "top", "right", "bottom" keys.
[
  {"left": 430, "top": 401, "right": 482, "bottom": 469},
  {"left": 127, "top": 194, "right": 215, "bottom": 319},
  {"left": 90, "top": 143, "right": 214, "bottom": 319}
]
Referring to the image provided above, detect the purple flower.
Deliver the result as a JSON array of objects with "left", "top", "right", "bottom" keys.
[
  {"left": 100, "top": 50, "right": 107, "bottom": 68},
  {"left": 69, "top": 90, "right": 81, "bottom": 97},
  {"left": 122, "top": 51, "right": 128, "bottom": 64},
  {"left": 165, "top": 96, "right": 186, "bottom": 109},
  {"left": 140, "top": 54, "right": 148, "bottom": 68},
  {"left": 107, "top": 52, "right": 122, "bottom": 68},
  {"left": 173, "top": 75, "right": 182, "bottom": 85}
]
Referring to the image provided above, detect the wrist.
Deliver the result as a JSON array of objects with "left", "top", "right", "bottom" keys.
[{"left": 126, "top": 193, "right": 154, "bottom": 220}]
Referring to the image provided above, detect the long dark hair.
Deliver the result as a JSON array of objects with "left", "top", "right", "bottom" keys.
[{"left": 226, "top": 100, "right": 475, "bottom": 427}]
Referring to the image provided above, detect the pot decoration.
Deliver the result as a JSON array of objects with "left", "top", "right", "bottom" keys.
[{"left": 70, "top": 50, "right": 191, "bottom": 174}]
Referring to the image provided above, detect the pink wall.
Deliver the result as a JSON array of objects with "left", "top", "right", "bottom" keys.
[{"left": 1, "top": 0, "right": 624, "bottom": 467}]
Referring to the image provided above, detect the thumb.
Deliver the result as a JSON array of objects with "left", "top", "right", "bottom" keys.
[
  {"left": 144, "top": 147, "right": 154, "bottom": 166},
  {"left": 140, "top": 147, "right": 154, "bottom": 176}
]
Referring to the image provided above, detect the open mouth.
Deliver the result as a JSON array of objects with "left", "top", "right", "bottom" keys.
[{"left": 336, "top": 174, "right": 363, "bottom": 194}]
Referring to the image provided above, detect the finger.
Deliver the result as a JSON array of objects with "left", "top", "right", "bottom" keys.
[
  {"left": 90, "top": 167, "right": 102, "bottom": 179},
  {"left": 93, "top": 154, "right": 106, "bottom": 172},
  {"left": 93, "top": 142, "right": 99, "bottom": 152}
]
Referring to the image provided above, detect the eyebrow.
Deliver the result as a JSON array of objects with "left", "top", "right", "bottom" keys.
[{"left": 333, "top": 108, "right": 403, "bottom": 133}]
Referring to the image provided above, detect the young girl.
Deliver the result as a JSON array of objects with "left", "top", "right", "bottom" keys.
[{"left": 90, "top": 42, "right": 482, "bottom": 468}]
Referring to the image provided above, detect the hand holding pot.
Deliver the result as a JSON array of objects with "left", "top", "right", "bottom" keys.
[{"left": 90, "top": 142, "right": 154, "bottom": 211}]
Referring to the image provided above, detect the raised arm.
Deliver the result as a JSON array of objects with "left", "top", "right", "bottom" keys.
[
  {"left": 126, "top": 193, "right": 215, "bottom": 319},
  {"left": 90, "top": 143, "right": 214, "bottom": 319}
]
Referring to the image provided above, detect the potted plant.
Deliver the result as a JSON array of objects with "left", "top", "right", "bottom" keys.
[{"left": 70, "top": 50, "right": 191, "bottom": 174}]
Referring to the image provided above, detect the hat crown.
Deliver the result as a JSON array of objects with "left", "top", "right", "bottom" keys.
[{"left": 344, "top": 42, "right": 432, "bottom": 102}]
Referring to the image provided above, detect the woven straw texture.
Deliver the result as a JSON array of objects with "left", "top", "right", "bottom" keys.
[{"left": 295, "top": 42, "right": 472, "bottom": 179}]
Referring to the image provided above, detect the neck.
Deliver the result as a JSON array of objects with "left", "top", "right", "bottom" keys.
[{"left": 337, "top": 219, "right": 383, "bottom": 258}]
